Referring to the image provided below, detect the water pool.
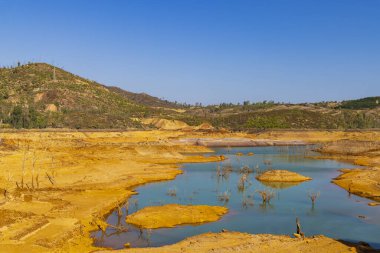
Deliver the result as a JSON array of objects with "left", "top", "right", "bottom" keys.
[{"left": 92, "top": 146, "right": 380, "bottom": 249}]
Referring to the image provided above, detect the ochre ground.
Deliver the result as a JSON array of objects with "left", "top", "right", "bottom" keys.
[
  {"left": 125, "top": 204, "right": 228, "bottom": 229},
  {"left": 315, "top": 140, "right": 380, "bottom": 202},
  {"left": 98, "top": 231, "right": 376, "bottom": 253},
  {"left": 0, "top": 129, "right": 379, "bottom": 252},
  {"left": 256, "top": 170, "right": 311, "bottom": 182}
]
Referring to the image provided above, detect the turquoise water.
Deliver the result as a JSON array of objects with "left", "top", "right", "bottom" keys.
[{"left": 92, "top": 146, "right": 380, "bottom": 249}]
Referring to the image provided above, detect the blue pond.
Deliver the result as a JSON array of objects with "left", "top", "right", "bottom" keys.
[{"left": 92, "top": 146, "right": 380, "bottom": 249}]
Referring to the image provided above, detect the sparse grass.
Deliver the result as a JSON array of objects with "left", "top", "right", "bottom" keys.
[
  {"left": 217, "top": 190, "right": 231, "bottom": 203},
  {"left": 241, "top": 194, "right": 254, "bottom": 209},
  {"left": 237, "top": 174, "right": 249, "bottom": 192},
  {"left": 166, "top": 187, "right": 177, "bottom": 197},
  {"left": 241, "top": 198, "right": 254, "bottom": 208},
  {"left": 263, "top": 160, "right": 272, "bottom": 166},
  {"left": 217, "top": 163, "right": 233, "bottom": 180},
  {"left": 257, "top": 189, "right": 275, "bottom": 204},
  {"left": 239, "top": 165, "right": 253, "bottom": 174}
]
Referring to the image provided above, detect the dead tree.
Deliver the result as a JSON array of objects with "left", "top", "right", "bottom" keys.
[
  {"left": 295, "top": 217, "right": 305, "bottom": 238},
  {"left": 308, "top": 191, "right": 320, "bottom": 205}
]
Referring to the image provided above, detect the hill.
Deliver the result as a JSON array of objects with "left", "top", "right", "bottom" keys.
[
  {"left": 0, "top": 63, "right": 157, "bottom": 128},
  {"left": 107, "top": 86, "right": 183, "bottom": 109},
  {"left": 0, "top": 62, "right": 379, "bottom": 130},
  {"left": 172, "top": 101, "right": 380, "bottom": 130}
]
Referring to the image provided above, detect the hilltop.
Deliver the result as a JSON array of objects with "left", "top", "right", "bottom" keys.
[
  {"left": 0, "top": 63, "right": 154, "bottom": 129},
  {"left": 0, "top": 63, "right": 379, "bottom": 130}
]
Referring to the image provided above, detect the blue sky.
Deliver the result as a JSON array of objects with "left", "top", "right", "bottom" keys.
[{"left": 0, "top": 0, "right": 379, "bottom": 104}]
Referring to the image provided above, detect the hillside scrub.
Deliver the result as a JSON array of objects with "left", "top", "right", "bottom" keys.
[{"left": 1, "top": 63, "right": 379, "bottom": 130}]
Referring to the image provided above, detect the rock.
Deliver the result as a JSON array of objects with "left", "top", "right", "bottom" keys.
[{"left": 45, "top": 103, "right": 58, "bottom": 112}]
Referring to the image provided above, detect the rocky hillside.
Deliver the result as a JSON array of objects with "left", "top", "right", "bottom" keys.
[
  {"left": 0, "top": 63, "right": 379, "bottom": 130},
  {"left": 0, "top": 63, "right": 159, "bottom": 128}
]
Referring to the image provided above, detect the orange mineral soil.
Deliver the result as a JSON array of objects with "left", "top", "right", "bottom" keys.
[{"left": 0, "top": 130, "right": 379, "bottom": 252}]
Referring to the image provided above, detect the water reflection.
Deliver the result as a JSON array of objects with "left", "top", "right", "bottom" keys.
[{"left": 260, "top": 181, "right": 303, "bottom": 189}]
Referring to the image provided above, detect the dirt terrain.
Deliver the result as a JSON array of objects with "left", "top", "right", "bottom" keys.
[
  {"left": 256, "top": 170, "right": 311, "bottom": 182},
  {"left": 0, "top": 130, "right": 379, "bottom": 252},
  {"left": 98, "top": 231, "right": 376, "bottom": 253},
  {"left": 125, "top": 204, "right": 228, "bottom": 229},
  {"left": 316, "top": 139, "right": 380, "bottom": 201}
]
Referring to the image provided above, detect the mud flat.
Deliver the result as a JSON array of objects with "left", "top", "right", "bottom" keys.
[
  {"left": 125, "top": 204, "right": 228, "bottom": 229},
  {"left": 97, "top": 231, "right": 376, "bottom": 253},
  {"left": 256, "top": 170, "right": 312, "bottom": 182}
]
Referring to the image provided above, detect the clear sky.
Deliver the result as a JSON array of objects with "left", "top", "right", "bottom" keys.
[{"left": 0, "top": 0, "right": 379, "bottom": 104}]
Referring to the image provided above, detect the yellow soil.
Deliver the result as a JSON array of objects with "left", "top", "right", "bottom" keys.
[
  {"left": 0, "top": 129, "right": 378, "bottom": 252},
  {"left": 125, "top": 204, "right": 228, "bottom": 229},
  {"left": 332, "top": 168, "right": 380, "bottom": 201},
  {"left": 141, "top": 118, "right": 189, "bottom": 130},
  {"left": 0, "top": 130, "right": 222, "bottom": 252},
  {"left": 250, "top": 130, "right": 380, "bottom": 142},
  {"left": 256, "top": 170, "right": 311, "bottom": 182},
  {"left": 141, "top": 118, "right": 214, "bottom": 131},
  {"left": 316, "top": 140, "right": 380, "bottom": 203},
  {"left": 97, "top": 231, "right": 373, "bottom": 253}
]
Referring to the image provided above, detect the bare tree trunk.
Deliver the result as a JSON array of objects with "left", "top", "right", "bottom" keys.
[{"left": 296, "top": 217, "right": 301, "bottom": 234}]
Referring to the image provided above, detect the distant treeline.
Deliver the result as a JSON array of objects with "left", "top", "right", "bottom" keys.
[{"left": 338, "top": 97, "right": 380, "bottom": 109}]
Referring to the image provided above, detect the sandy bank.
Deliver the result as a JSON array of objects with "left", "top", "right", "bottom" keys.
[
  {"left": 316, "top": 140, "right": 380, "bottom": 203},
  {"left": 97, "top": 231, "right": 376, "bottom": 253},
  {"left": 332, "top": 168, "right": 380, "bottom": 201},
  {"left": 125, "top": 204, "right": 228, "bottom": 229},
  {"left": 256, "top": 170, "right": 312, "bottom": 182}
]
